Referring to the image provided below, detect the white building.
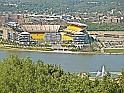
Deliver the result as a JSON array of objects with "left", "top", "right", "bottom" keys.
[{"left": 17, "top": 32, "right": 30, "bottom": 45}]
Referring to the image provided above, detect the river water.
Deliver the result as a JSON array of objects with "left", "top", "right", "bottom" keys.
[{"left": 0, "top": 50, "right": 124, "bottom": 72}]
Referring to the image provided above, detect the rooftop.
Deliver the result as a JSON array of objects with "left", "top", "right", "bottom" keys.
[
  {"left": 20, "top": 32, "right": 30, "bottom": 35},
  {"left": 67, "top": 22, "right": 87, "bottom": 27},
  {"left": 21, "top": 25, "right": 60, "bottom": 33}
]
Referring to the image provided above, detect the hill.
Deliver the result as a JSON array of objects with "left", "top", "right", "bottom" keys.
[{"left": 0, "top": 0, "right": 124, "bottom": 13}]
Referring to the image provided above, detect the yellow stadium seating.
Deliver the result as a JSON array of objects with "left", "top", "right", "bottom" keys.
[
  {"left": 64, "top": 25, "right": 86, "bottom": 34},
  {"left": 31, "top": 33, "right": 45, "bottom": 40},
  {"left": 61, "top": 32, "right": 73, "bottom": 41}
]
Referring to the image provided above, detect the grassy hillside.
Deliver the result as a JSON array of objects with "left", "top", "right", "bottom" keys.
[{"left": 0, "top": 0, "right": 124, "bottom": 13}]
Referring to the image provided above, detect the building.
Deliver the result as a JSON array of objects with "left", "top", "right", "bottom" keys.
[
  {"left": 73, "top": 32, "right": 90, "bottom": 44},
  {"left": 0, "top": 14, "right": 6, "bottom": 26},
  {"left": 17, "top": 32, "right": 30, "bottom": 45},
  {"left": 89, "top": 31, "right": 124, "bottom": 48},
  {"left": 21, "top": 24, "right": 61, "bottom": 41},
  {"left": 26, "top": 14, "right": 61, "bottom": 25},
  {"left": 101, "top": 16, "right": 121, "bottom": 23},
  {"left": 64, "top": 22, "right": 87, "bottom": 33},
  {"left": 61, "top": 22, "right": 89, "bottom": 44},
  {"left": 0, "top": 31, "right": 2, "bottom": 39},
  {"left": 45, "top": 32, "right": 61, "bottom": 42},
  {"left": 2, "top": 26, "right": 15, "bottom": 41}
]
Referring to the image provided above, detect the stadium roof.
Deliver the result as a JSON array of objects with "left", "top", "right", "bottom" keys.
[
  {"left": 67, "top": 22, "right": 87, "bottom": 27},
  {"left": 21, "top": 25, "right": 60, "bottom": 33}
]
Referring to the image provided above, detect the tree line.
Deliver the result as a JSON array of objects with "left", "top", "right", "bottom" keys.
[
  {"left": 0, "top": 0, "right": 124, "bottom": 13},
  {"left": 87, "top": 23, "right": 124, "bottom": 31}
]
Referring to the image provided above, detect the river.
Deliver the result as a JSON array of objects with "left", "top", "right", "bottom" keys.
[{"left": 0, "top": 50, "right": 124, "bottom": 73}]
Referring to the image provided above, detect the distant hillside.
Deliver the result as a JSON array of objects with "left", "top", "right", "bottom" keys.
[{"left": 0, "top": 0, "right": 124, "bottom": 13}]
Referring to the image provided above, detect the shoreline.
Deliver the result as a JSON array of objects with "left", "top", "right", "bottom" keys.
[
  {"left": 0, "top": 47, "right": 124, "bottom": 55},
  {"left": 0, "top": 48, "right": 96, "bottom": 55}
]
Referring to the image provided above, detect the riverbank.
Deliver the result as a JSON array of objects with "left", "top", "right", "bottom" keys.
[
  {"left": 0, "top": 46, "right": 124, "bottom": 55},
  {"left": 0, "top": 44, "right": 96, "bottom": 55},
  {"left": 0, "top": 47, "right": 96, "bottom": 55},
  {"left": 104, "top": 48, "right": 124, "bottom": 55},
  {"left": 0, "top": 44, "right": 124, "bottom": 55}
]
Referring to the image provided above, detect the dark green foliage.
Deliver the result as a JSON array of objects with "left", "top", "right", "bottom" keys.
[
  {"left": 0, "top": 55, "right": 123, "bottom": 93},
  {"left": 87, "top": 23, "right": 124, "bottom": 31},
  {"left": 0, "top": 0, "right": 124, "bottom": 13}
]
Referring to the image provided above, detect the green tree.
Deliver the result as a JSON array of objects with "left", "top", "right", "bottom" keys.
[{"left": 0, "top": 55, "right": 123, "bottom": 93}]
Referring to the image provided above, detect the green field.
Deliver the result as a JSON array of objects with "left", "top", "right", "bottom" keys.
[{"left": 104, "top": 49, "right": 124, "bottom": 54}]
